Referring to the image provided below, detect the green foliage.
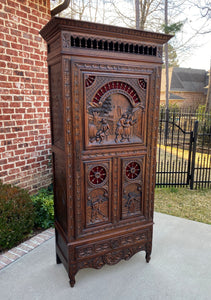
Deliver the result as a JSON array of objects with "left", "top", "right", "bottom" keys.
[
  {"left": 162, "top": 44, "right": 179, "bottom": 68},
  {"left": 161, "top": 22, "right": 183, "bottom": 34},
  {"left": 155, "top": 188, "right": 211, "bottom": 225},
  {"left": 0, "top": 181, "right": 35, "bottom": 251},
  {"left": 196, "top": 104, "right": 206, "bottom": 115},
  {"left": 195, "top": 105, "right": 211, "bottom": 145},
  {"left": 31, "top": 188, "right": 54, "bottom": 229},
  {"left": 160, "top": 103, "right": 180, "bottom": 112},
  {"left": 169, "top": 187, "right": 178, "bottom": 193}
]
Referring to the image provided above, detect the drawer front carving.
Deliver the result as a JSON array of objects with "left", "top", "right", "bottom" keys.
[{"left": 76, "top": 229, "right": 149, "bottom": 259}]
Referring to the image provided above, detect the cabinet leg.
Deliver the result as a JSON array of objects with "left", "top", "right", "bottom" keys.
[
  {"left": 145, "top": 251, "right": 151, "bottom": 263},
  {"left": 69, "top": 275, "right": 76, "bottom": 288},
  {"left": 56, "top": 254, "right": 62, "bottom": 264},
  {"left": 145, "top": 242, "right": 152, "bottom": 263}
]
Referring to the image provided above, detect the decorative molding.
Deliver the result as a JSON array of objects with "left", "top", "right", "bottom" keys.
[
  {"left": 76, "top": 229, "right": 148, "bottom": 259},
  {"left": 77, "top": 244, "right": 146, "bottom": 272},
  {"left": 40, "top": 17, "right": 172, "bottom": 46},
  {"left": 75, "top": 62, "right": 154, "bottom": 75},
  {"left": 64, "top": 58, "right": 74, "bottom": 238}
]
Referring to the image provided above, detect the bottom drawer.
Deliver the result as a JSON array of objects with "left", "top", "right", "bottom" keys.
[{"left": 75, "top": 228, "right": 150, "bottom": 260}]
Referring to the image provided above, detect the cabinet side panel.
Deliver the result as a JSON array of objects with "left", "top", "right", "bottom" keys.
[
  {"left": 49, "top": 63, "right": 65, "bottom": 150},
  {"left": 53, "top": 152, "right": 67, "bottom": 234}
]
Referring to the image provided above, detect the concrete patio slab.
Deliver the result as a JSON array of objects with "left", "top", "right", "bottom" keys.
[{"left": 1, "top": 212, "right": 211, "bottom": 300}]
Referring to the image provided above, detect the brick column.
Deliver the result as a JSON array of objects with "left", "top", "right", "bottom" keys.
[{"left": 0, "top": 0, "right": 52, "bottom": 192}]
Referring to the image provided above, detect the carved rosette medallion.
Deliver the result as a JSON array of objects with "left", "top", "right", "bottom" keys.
[
  {"left": 126, "top": 161, "right": 141, "bottom": 180},
  {"left": 89, "top": 165, "right": 107, "bottom": 186}
]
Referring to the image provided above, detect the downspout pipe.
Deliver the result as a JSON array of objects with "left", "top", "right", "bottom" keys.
[{"left": 51, "top": 0, "right": 71, "bottom": 17}]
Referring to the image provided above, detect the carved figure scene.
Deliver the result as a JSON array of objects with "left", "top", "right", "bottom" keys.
[
  {"left": 90, "top": 118, "right": 110, "bottom": 144},
  {"left": 122, "top": 184, "right": 142, "bottom": 217},
  {"left": 88, "top": 92, "right": 143, "bottom": 146},
  {"left": 87, "top": 189, "right": 109, "bottom": 225},
  {"left": 115, "top": 112, "right": 137, "bottom": 143}
]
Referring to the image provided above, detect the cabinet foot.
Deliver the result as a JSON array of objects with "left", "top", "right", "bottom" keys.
[
  {"left": 145, "top": 242, "right": 152, "bottom": 263},
  {"left": 145, "top": 252, "right": 151, "bottom": 263},
  {"left": 69, "top": 277, "right": 76, "bottom": 288},
  {"left": 56, "top": 254, "right": 62, "bottom": 264}
]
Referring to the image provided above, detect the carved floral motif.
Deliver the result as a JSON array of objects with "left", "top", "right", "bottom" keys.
[
  {"left": 126, "top": 161, "right": 141, "bottom": 180},
  {"left": 89, "top": 165, "right": 107, "bottom": 185}
]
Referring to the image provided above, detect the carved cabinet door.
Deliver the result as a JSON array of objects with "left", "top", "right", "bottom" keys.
[{"left": 71, "top": 59, "right": 156, "bottom": 237}]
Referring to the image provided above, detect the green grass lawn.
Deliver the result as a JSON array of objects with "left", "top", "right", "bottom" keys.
[{"left": 154, "top": 187, "right": 211, "bottom": 225}]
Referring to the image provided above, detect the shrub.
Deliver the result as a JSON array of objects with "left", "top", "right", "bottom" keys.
[
  {"left": 31, "top": 188, "right": 54, "bottom": 229},
  {"left": 0, "top": 181, "right": 35, "bottom": 251}
]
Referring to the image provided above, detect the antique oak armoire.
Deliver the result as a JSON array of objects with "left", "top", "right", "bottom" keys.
[{"left": 40, "top": 17, "right": 171, "bottom": 287}]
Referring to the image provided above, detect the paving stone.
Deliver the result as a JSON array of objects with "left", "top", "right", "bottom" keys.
[
  {"left": 0, "top": 228, "right": 55, "bottom": 270},
  {"left": 0, "top": 256, "right": 12, "bottom": 265},
  {"left": 1, "top": 252, "right": 17, "bottom": 262},
  {"left": 37, "top": 233, "right": 52, "bottom": 241},
  {"left": 9, "top": 248, "right": 24, "bottom": 257},
  {"left": 23, "top": 240, "right": 39, "bottom": 248},
  {"left": 0, "top": 263, "right": 6, "bottom": 270}
]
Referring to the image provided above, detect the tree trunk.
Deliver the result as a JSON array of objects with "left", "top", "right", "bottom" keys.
[
  {"left": 165, "top": 0, "right": 169, "bottom": 110},
  {"left": 135, "top": 0, "right": 140, "bottom": 29}
]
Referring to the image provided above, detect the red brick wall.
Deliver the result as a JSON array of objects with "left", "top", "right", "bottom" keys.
[
  {"left": 160, "top": 91, "right": 206, "bottom": 109},
  {"left": 0, "top": 0, "right": 52, "bottom": 192}
]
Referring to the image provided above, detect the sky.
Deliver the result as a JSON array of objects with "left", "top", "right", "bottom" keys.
[
  {"left": 177, "top": 5, "right": 211, "bottom": 71},
  {"left": 51, "top": 0, "right": 211, "bottom": 71},
  {"left": 180, "top": 37, "right": 211, "bottom": 71}
]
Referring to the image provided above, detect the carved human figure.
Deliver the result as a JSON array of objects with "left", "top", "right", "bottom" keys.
[
  {"left": 123, "top": 113, "right": 137, "bottom": 142},
  {"left": 89, "top": 195, "right": 107, "bottom": 223},
  {"left": 115, "top": 113, "right": 127, "bottom": 142},
  {"left": 95, "top": 118, "right": 110, "bottom": 143},
  {"left": 125, "top": 192, "right": 139, "bottom": 214},
  {"left": 115, "top": 113, "right": 137, "bottom": 142}
]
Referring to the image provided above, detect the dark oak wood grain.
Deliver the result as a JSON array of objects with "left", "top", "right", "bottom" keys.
[{"left": 40, "top": 17, "right": 172, "bottom": 287}]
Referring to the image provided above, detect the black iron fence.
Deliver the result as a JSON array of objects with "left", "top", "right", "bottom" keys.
[{"left": 156, "top": 109, "right": 211, "bottom": 189}]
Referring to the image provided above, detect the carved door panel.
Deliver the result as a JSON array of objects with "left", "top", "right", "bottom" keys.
[
  {"left": 84, "top": 73, "right": 148, "bottom": 149},
  {"left": 121, "top": 157, "right": 145, "bottom": 220},
  {"left": 84, "top": 160, "right": 111, "bottom": 228},
  {"left": 80, "top": 68, "right": 149, "bottom": 235}
]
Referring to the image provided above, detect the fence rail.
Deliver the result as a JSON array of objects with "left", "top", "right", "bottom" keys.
[{"left": 156, "top": 109, "right": 211, "bottom": 189}]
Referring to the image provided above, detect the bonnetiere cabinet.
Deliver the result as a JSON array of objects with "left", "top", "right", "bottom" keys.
[{"left": 40, "top": 17, "right": 171, "bottom": 287}]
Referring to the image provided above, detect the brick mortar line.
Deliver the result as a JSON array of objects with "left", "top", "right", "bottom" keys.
[{"left": 0, "top": 228, "right": 55, "bottom": 271}]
